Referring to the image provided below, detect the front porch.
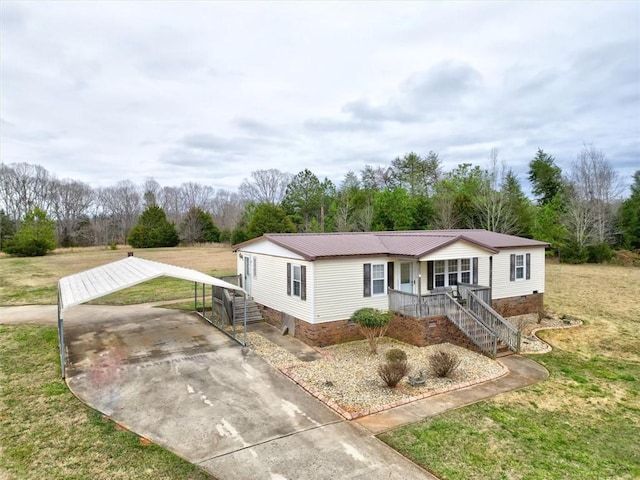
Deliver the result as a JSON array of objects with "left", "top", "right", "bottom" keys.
[{"left": 388, "top": 285, "right": 521, "bottom": 357}]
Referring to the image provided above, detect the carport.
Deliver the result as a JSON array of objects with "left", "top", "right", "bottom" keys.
[{"left": 57, "top": 255, "right": 246, "bottom": 378}]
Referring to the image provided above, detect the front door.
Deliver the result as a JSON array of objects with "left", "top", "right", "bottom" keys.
[
  {"left": 400, "top": 262, "right": 413, "bottom": 293},
  {"left": 243, "top": 256, "right": 251, "bottom": 294}
]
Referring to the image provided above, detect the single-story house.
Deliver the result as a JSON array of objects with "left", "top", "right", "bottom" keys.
[{"left": 234, "top": 230, "right": 549, "bottom": 348}]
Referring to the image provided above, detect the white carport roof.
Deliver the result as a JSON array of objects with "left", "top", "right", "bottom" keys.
[{"left": 58, "top": 256, "right": 244, "bottom": 313}]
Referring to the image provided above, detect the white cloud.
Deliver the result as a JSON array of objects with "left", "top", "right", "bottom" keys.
[{"left": 1, "top": 0, "right": 638, "bottom": 193}]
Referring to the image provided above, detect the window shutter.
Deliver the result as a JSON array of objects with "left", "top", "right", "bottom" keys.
[
  {"left": 286, "top": 262, "right": 291, "bottom": 296},
  {"left": 301, "top": 266, "right": 307, "bottom": 301},
  {"left": 387, "top": 261, "right": 394, "bottom": 291},
  {"left": 510, "top": 254, "right": 516, "bottom": 282},
  {"left": 526, "top": 253, "right": 531, "bottom": 280},
  {"left": 363, "top": 263, "right": 371, "bottom": 297},
  {"left": 427, "top": 261, "right": 434, "bottom": 290},
  {"left": 472, "top": 257, "right": 478, "bottom": 285}
]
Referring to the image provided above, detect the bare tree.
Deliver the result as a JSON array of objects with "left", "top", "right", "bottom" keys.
[
  {"left": 239, "top": 169, "right": 292, "bottom": 205},
  {"left": 568, "top": 144, "right": 624, "bottom": 244},
  {"left": 210, "top": 189, "right": 244, "bottom": 231},
  {"left": 180, "top": 182, "right": 216, "bottom": 212},
  {"left": 0, "top": 163, "right": 55, "bottom": 224},
  {"left": 157, "top": 186, "right": 182, "bottom": 225},
  {"left": 96, "top": 180, "right": 141, "bottom": 244},
  {"left": 474, "top": 149, "right": 519, "bottom": 234},
  {"left": 50, "top": 179, "right": 94, "bottom": 246}
]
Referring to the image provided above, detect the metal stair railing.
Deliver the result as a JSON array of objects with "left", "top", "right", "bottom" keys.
[
  {"left": 442, "top": 293, "right": 498, "bottom": 357},
  {"left": 465, "top": 290, "right": 521, "bottom": 352}
]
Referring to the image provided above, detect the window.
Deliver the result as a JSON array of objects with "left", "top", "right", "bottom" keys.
[
  {"left": 292, "top": 265, "right": 302, "bottom": 297},
  {"left": 287, "top": 263, "right": 306, "bottom": 300},
  {"left": 515, "top": 254, "right": 525, "bottom": 280},
  {"left": 372, "top": 264, "right": 385, "bottom": 295},
  {"left": 253, "top": 257, "right": 257, "bottom": 277},
  {"left": 432, "top": 258, "right": 473, "bottom": 288},
  {"left": 364, "top": 263, "right": 386, "bottom": 296},
  {"left": 460, "top": 258, "right": 471, "bottom": 284},
  {"left": 447, "top": 259, "right": 458, "bottom": 286},
  {"left": 510, "top": 253, "right": 530, "bottom": 281},
  {"left": 434, "top": 260, "right": 445, "bottom": 287}
]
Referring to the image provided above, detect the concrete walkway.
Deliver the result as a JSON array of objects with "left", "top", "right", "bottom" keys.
[{"left": 1, "top": 304, "right": 548, "bottom": 480}]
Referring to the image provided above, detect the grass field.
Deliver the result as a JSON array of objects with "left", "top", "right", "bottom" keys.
[
  {"left": 0, "top": 245, "right": 237, "bottom": 306},
  {"left": 381, "top": 262, "right": 640, "bottom": 480}
]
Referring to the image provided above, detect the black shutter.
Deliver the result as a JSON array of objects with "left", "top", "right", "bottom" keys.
[
  {"left": 301, "top": 266, "right": 307, "bottom": 301},
  {"left": 526, "top": 253, "right": 531, "bottom": 280},
  {"left": 287, "top": 262, "right": 291, "bottom": 296},
  {"left": 427, "top": 261, "right": 434, "bottom": 290},
  {"left": 387, "top": 261, "right": 394, "bottom": 291},
  {"left": 510, "top": 254, "right": 516, "bottom": 282},
  {"left": 472, "top": 257, "right": 478, "bottom": 285},
  {"left": 363, "top": 263, "right": 371, "bottom": 297}
]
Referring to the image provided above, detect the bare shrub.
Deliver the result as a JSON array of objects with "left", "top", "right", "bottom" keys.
[
  {"left": 377, "top": 359, "right": 409, "bottom": 388},
  {"left": 429, "top": 350, "right": 461, "bottom": 378}
]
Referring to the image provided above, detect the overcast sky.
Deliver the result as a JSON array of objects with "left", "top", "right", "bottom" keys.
[{"left": 1, "top": 1, "right": 639, "bottom": 195}]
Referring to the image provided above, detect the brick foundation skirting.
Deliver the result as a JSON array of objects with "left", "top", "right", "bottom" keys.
[
  {"left": 257, "top": 304, "right": 480, "bottom": 352},
  {"left": 492, "top": 293, "right": 544, "bottom": 318}
]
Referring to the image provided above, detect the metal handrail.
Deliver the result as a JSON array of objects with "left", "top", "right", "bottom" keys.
[
  {"left": 388, "top": 289, "right": 498, "bottom": 356},
  {"left": 465, "top": 290, "right": 521, "bottom": 352}
]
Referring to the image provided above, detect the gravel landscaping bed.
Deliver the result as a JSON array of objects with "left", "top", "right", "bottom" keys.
[
  {"left": 247, "top": 334, "right": 506, "bottom": 418},
  {"left": 506, "top": 312, "right": 582, "bottom": 354}
]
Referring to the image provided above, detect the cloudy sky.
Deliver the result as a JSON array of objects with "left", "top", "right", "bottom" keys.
[{"left": 1, "top": 1, "right": 638, "bottom": 195}]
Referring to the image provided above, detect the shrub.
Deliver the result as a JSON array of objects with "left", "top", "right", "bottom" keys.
[
  {"left": 586, "top": 243, "right": 614, "bottom": 263},
  {"left": 385, "top": 348, "right": 407, "bottom": 363},
  {"left": 127, "top": 205, "right": 179, "bottom": 248},
  {"left": 429, "top": 350, "right": 461, "bottom": 378},
  {"left": 3, "top": 208, "right": 56, "bottom": 257},
  {"left": 377, "top": 359, "right": 409, "bottom": 388},
  {"left": 350, "top": 308, "right": 392, "bottom": 354}
]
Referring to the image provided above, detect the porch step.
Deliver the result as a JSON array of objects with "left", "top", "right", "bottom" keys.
[
  {"left": 232, "top": 297, "right": 264, "bottom": 324},
  {"left": 496, "top": 342, "right": 515, "bottom": 358}
]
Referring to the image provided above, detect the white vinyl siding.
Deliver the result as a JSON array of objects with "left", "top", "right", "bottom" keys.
[
  {"left": 492, "top": 248, "right": 545, "bottom": 300},
  {"left": 238, "top": 251, "right": 313, "bottom": 322},
  {"left": 420, "top": 240, "right": 492, "bottom": 262},
  {"left": 314, "top": 257, "right": 389, "bottom": 323}
]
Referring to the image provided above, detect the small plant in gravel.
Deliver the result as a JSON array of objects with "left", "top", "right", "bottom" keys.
[
  {"left": 429, "top": 350, "right": 461, "bottom": 378},
  {"left": 378, "top": 348, "right": 409, "bottom": 388},
  {"left": 350, "top": 307, "right": 392, "bottom": 354}
]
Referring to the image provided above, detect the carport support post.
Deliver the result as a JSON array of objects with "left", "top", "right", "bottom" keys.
[
  {"left": 57, "top": 298, "right": 66, "bottom": 379},
  {"left": 243, "top": 294, "right": 247, "bottom": 346}
]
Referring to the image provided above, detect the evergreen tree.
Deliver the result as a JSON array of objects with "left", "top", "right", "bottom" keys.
[
  {"left": 3, "top": 207, "right": 56, "bottom": 256},
  {"left": 528, "top": 149, "right": 564, "bottom": 205},
  {"left": 618, "top": 170, "right": 640, "bottom": 249},
  {"left": 180, "top": 207, "right": 220, "bottom": 244},
  {"left": 246, "top": 203, "right": 296, "bottom": 239},
  {"left": 127, "top": 205, "right": 179, "bottom": 248}
]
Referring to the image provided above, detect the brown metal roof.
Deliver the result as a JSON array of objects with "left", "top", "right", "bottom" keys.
[{"left": 237, "top": 230, "right": 548, "bottom": 261}]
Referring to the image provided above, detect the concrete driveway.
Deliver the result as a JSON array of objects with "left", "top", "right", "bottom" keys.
[{"left": 12, "top": 305, "right": 434, "bottom": 480}]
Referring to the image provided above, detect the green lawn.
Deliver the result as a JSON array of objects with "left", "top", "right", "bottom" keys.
[
  {"left": 381, "top": 262, "right": 640, "bottom": 479},
  {"left": 0, "top": 324, "right": 214, "bottom": 480}
]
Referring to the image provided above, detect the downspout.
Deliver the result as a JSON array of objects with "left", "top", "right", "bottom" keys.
[{"left": 489, "top": 256, "right": 493, "bottom": 304}]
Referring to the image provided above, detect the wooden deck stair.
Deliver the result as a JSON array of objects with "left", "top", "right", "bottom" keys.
[{"left": 232, "top": 295, "right": 264, "bottom": 324}]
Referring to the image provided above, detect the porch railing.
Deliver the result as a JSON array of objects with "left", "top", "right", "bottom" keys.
[
  {"left": 465, "top": 290, "right": 521, "bottom": 352},
  {"left": 388, "top": 289, "right": 498, "bottom": 356},
  {"left": 457, "top": 283, "right": 491, "bottom": 304}
]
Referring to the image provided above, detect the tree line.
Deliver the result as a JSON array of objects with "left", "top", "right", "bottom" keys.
[{"left": 1, "top": 143, "right": 638, "bottom": 263}]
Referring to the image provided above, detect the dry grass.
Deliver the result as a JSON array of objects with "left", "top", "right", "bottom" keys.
[{"left": 0, "top": 245, "right": 236, "bottom": 306}]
